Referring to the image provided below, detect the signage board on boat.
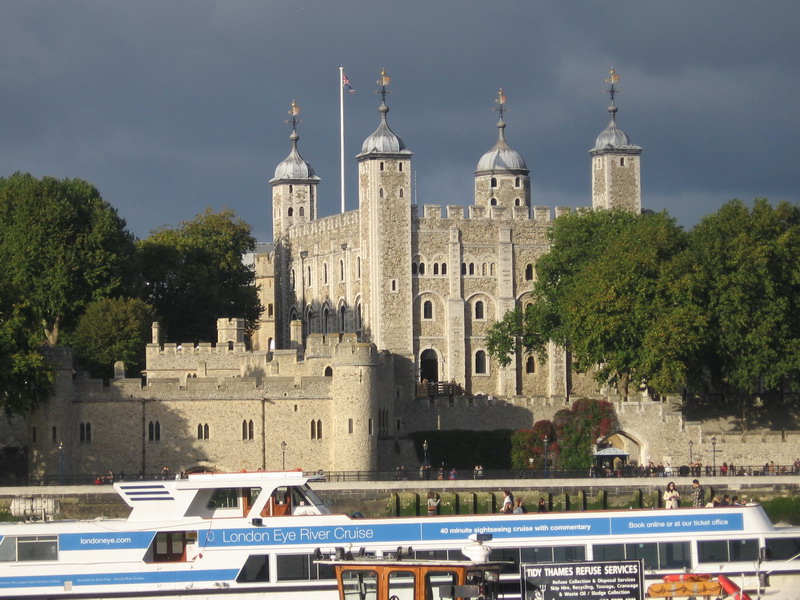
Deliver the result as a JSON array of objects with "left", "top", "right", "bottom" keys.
[{"left": 521, "top": 560, "right": 644, "bottom": 600}]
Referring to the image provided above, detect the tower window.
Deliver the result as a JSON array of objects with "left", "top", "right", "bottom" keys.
[
  {"left": 412, "top": 263, "right": 418, "bottom": 275},
  {"left": 348, "top": 419, "right": 353, "bottom": 434},
  {"left": 339, "top": 259, "right": 345, "bottom": 281},
  {"left": 380, "top": 161, "right": 384, "bottom": 171},
  {"left": 620, "top": 157, "right": 625, "bottom": 166},
  {"left": 462, "top": 263, "right": 466, "bottom": 275},
  {"left": 419, "top": 263, "right": 425, "bottom": 275},
  {"left": 433, "top": 263, "right": 439, "bottom": 275},
  {"left": 423, "top": 300, "right": 433, "bottom": 320},
  {"left": 149, "top": 421, "right": 161, "bottom": 442},
  {"left": 490, "top": 198, "right": 497, "bottom": 206},
  {"left": 491, "top": 177, "right": 497, "bottom": 188},
  {"left": 311, "top": 421, "right": 316, "bottom": 440},
  {"left": 317, "top": 420, "right": 323, "bottom": 439},
  {"left": 515, "top": 198, "right": 521, "bottom": 206},
  {"left": 469, "top": 263, "right": 475, "bottom": 276},
  {"left": 379, "top": 188, "right": 384, "bottom": 198},
  {"left": 356, "top": 256, "right": 361, "bottom": 279},
  {"left": 391, "top": 279, "right": 397, "bottom": 292},
  {"left": 515, "top": 177, "right": 520, "bottom": 187},
  {"left": 399, "top": 188, "right": 404, "bottom": 198},
  {"left": 399, "top": 162, "right": 403, "bottom": 172},
  {"left": 525, "top": 264, "right": 534, "bottom": 281},
  {"left": 290, "top": 269, "right": 296, "bottom": 290},
  {"left": 475, "top": 350, "right": 487, "bottom": 375},
  {"left": 198, "top": 423, "right": 210, "bottom": 440},
  {"left": 323, "top": 263, "right": 328, "bottom": 285},
  {"left": 441, "top": 263, "right": 447, "bottom": 275},
  {"left": 324, "top": 366, "right": 333, "bottom": 377},
  {"left": 475, "top": 300, "right": 484, "bottom": 320},
  {"left": 288, "top": 207, "right": 293, "bottom": 217},
  {"left": 526, "top": 356, "right": 535, "bottom": 374},
  {"left": 299, "top": 206, "right": 304, "bottom": 216}
]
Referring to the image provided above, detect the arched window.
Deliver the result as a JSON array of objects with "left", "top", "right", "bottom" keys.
[
  {"left": 515, "top": 177, "right": 520, "bottom": 187},
  {"left": 380, "top": 161, "right": 384, "bottom": 171},
  {"left": 243, "top": 420, "right": 249, "bottom": 440},
  {"left": 475, "top": 300, "right": 484, "bottom": 320},
  {"left": 323, "top": 263, "right": 328, "bottom": 284},
  {"left": 620, "top": 157, "right": 625, "bottom": 166},
  {"left": 391, "top": 279, "right": 397, "bottom": 291},
  {"left": 412, "top": 263, "right": 418, "bottom": 275},
  {"left": 356, "top": 256, "right": 361, "bottom": 279},
  {"left": 311, "top": 421, "right": 317, "bottom": 440},
  {"left": 482, "top": 263, "right": 487, "bottom": 276},
  {"left": 248, "top": 420, "right": 254, "bottom": 440},
  {"left": 490, "top": 263, "right": 495, "bottom": 276},
  {"left": 469, "top": 263, "right": 475, "bottom": 276},
  {"left": 433, "top": 263, "right": 439, "bottom": 275},
  {"left": 441, "top": 263, "right": 447, "bottom": 275},
  {"left": 491, "top": 177, "right": 497, "bottom": 188},
  {"left": 379, "top": 188, "right": 384, "bottom": 198},
  {"left": 525, "top": 264, "right": 534, "bottom": 281},
  {"left": 289, "top": 184, "right": 293, "bottom": 193},
  {"left": 204, "top": 423, "right": 209, "bottom": 439},
  {"left": 322, "top": 306, "right": 329, "bottom": 334},
  {"left": 317, "top": 419, "right": 323, "bottom": 439},
  {"left": 299, "top": 206, "right": 304, "bottom": 216},
  {"left": 399, "top": 162, "right": 403, "bottom": 172},
  {"left": 399, "top": 188, "right": 404, "bottom": 198},
  {"left": 355, "top": 302, "right": 362, "bottom": 330},
  {"left": 324, "top": 366, "right": 333, "bottom": 377},
  {"left": 475, "top": 350, "right": 487, "bottom": 374},
  {"left": 339, "top": 259, "right": 344, "bottom": 281},
  {"left": 148, "top": 421, "right": 160, "bottom": 442},
  {"left": 461, "top": 263, "right": 466, "bottom": 275},
  {"left": 288, "top": 207, "right": 293, "bottom": 217},
  {"left": 526, "top": 356, "right": 535, "bottom": 374},
  {"left": 290, "top": 269, "right": 296, "bottom": 290},
  {"left": 515, "top": 198, "right": 521, "bottom": 206},
  {"left": 339, "top": 306, "right": 346, "bottom": 332},
  {"left": 423, "top": 300, "right": 433, "bottom": 320},
  {"left": 197, "top": 424, "right": 203, "bottom": 439},
  {"left": 419, "top": 263, "right": 425, "bottom": 275},
  {"left": 307, "top": 267, "right": 311, "bottom": 286},
  {"left": 490, "top": 198, "right": 497, "bottom": 206}
]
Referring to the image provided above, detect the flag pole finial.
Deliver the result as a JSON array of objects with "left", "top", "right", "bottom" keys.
[
  {"left": 494, "top": 88, "right": 507, "bottom": 122},
  {"left": 605, "top": 68, "right": 620, "bottom": 119},
  {"left": 376, "top": 68, "right": 391, "bottom": 104}
]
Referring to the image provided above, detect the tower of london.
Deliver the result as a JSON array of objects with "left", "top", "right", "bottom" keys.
[{"left": 18, "top": 70, "right": 671, "bottom": 480}]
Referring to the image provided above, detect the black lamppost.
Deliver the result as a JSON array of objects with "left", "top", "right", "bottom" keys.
[
  {"left": 543, "top": 436, "right": 550, "bottom": 478},
  {"left": 711, "top": 436, "right": 717, "bottom": 476},
  {"left": 423, "top": 440, "right": 429, "bottom": 466},
  {"left": 689, "top": 440, "right": 693, "bottom": 465},
  {"left": 58, "top": 442, "right": 64, "bottom": 485},
  {"left": 281, "top": 441, "right": 287, "bottom": 471}
]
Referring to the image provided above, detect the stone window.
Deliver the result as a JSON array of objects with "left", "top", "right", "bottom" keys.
[
  {"left": 368, "top": 418, "right": 373, "bottom": 435},
  {"left": 307, "top": 267, "right": 312, "bottom": 287},
  {"left": 317, "top": 420, "right": 323, "bottom": 439},
  {"left": 515, "top": 198, "right": 521, "bottom": 206},
  {"left": 324, "top": 366, "right": 333, "bottom": 377},
  {"left": 620, "top": 157, "right": 625, "bottom": 166},
  {"left": 290, "top": 269, "right": 295, "bottom": 290},
  {"left": 323, "top": 263, "right": 328, "bottom": 285},
  {"left": 433, "top": 263, "right": 439, "bottom": 275},
  {"left": 475, "top": 300, "right": 485, "bottom": 320},
  {"left": 32, "top": 427, "right": 36, "bottom": 444},
  {"left": 475, "top": 350, "right": 487, "bottom": 375},
  {"left": 462, "top": 263, "right": 466, "bottom": 275},
  {"left": 355, "top": 303, "right": 362, "bottom": 330},
  {"left": 348, "top": 418, "right": 353, "bottom": 434},
  {"left": 491, "top": 177, "right": 497, "bottom": 188},
  {"left": 380, "top": 161, "right": 384, "bottom": 171},
  {"left": 423, "top": 300, "right": 433, "bottom": 320},
  {"left": 399, "top": 162, "right": 403, "bottom": 172},
  {"left": 79, "top": 422, "right": 92, "bottom": 443},
  {"left": 396, "top": 418, "right": 401, "bottom": 432},
  {"left": 441, "top": 263, "right": 447, "bottom": 275},
  {"left": 311, "top": 421, "right": 316, "bottom": 440},
  {"left": 339, "top": 259, "right": 345, "bottom": 282},
  {"left": 391, "top": 279, "right": 398, "bottom": 292},
  {"left": 243, "top": 420, "right": 254, "bottom": 441},
  {"left": 339, "top": 305, "right": 346, "bottom": 332},
  {"left": 419, "top": 262, "right": 425, "bottom": 275},
  {"left": 490, "top": 198, "right": 497, "bottom": 206},
  {"left": 197, "top": 423, "right": 210, "bottom": 440},
  {"left": 289, "top": 184, "right": 293, "bottom": 193},
  {"left": 469, "top": 263, "right": 475, "bottom": 276},
  {"left": 148, "top": 421, "right": 160, "bottom": 442},
  {"left": 268, "top": 304, "right": 274, "bottom": 317},
  {"left": 525, "top": 264, "right": 534, "bottom": 281},
  {"left": 515, "top": 177, "right": 520, "bottom": 187},
  {"left": 299, "top": 206, "right": 304, "bottom": 217},
  {"left": 379, "top": 188, "right": 384, "bottom": 198},
  {"left": 288, "top": 207, "right": 293, "bottom": 217},
  {"left": 526, "top": 356, "right": 535, "bottom": 374},
  {"left": 399, "top": 188, "right": 404, "bottom": 198},
  {"left": 412, "top": 263, "right": 418, "bottom": 275},
  {"left": 322, "top": 306, "right": 330, "bottom": 334},
  {"left": 356, "top": 256, "right": 361, "bottom": 279}
]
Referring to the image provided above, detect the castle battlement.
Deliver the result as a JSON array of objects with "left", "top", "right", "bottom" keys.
[
  {"left": 287, "top": 210, "right": 359, "bottom": 240},
  {"left": 414, "top": 203, "right": 555, "bottom": 222}
]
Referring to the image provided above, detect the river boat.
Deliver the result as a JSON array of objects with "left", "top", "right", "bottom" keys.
[{"left": 0, "top": 470, "right": 798, "bottom": 599}]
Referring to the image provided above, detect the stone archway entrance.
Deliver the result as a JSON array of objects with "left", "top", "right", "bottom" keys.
[
  {"left": 602, "top": 432, "right": 642, "bottom": 466},
  {"left": 420, "top": 349, "right": 439, "bottom": 382}
]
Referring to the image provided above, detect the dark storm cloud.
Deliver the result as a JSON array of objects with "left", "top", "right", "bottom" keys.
[{"left": 0, "top": 1, "right": 797, "bottom": 241}]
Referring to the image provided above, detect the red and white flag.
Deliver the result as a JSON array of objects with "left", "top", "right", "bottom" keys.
[{"left": 342, "top": 72, "right": 356, "bottom": 93}]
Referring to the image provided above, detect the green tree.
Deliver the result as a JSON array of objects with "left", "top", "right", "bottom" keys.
[
  {"left": 0, "top": 283, "right": 54, "bottom": 416},
  {"left": 553, "top": 399, "right": 615, "bottom": 470},
  {"left": 488, "top": 209, "right": 693, "bottom": 398},
  {"left": 0, "top": 173, "right": 136, "bottom": 345},
  {"left": 138, "top": 208, "right": 262, "bottom": 343},
  {"left": 66, "top": 297, "right": 156, "bottom": 379},
  {"left": 686, "top": 199, "right": 800, "bottom": 401}
]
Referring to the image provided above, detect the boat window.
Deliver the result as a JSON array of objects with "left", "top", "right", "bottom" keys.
[
  {"left": 699, "top": 539, "right": 759, "bottom": 563},
  {"left": 488, "top": 547, "right": 520, "bottom": 573},
  {"left": 415, "top": 549, "right": 448, "bottom": 561},
  {"left": 388, "top": 570, "right": 415, "bottom": 600},
  {"left": 593, "top": 544, "right": 625, "bottom": 562},
  {"left": 15, "top": 536, "right": 58, "bottom": 562},
  {"left": 765, "top": 537, "right": 800, "bottom": 561},
  {"left": 521, "top": 546, "right": 553, "bottom": 563},
  {"left": 237, "top": 554, "right": 270, "bottom": 583},
  {"left": 207, "top": 487, "right": 239, "bottom": 510},
  {"left": 729, "top": 539, "right": 759, "bottom": 561},
  {"left": 299, "top": 484, "right": 326, "bottom": 509},
  {"left": 153, "top": 531, "right": 189, "bottom": 562},
  {"left": 553, "top": 546, "right": 586, "bottom": 562},
  {"left": 0, "top": 536, "right": 17, "bottom": 561},
  {"left": 341, "top": 569, "right": 378, "bottom": 600},
  {"left": 521, "top": 545, "right": 586, "bottom": 563},
  {"left": 425, "top": 571, "right": 457, "bottom": 600},
  {"left": 658, "top": 542, "right": 691, "bottom": 570},
  {"left": 276, "top": 553, "right": 335, "bottom": 580},
  {"left": 467, "top": 569, "right": 500, "bottom": 600},
  {"left": 625, "top": 543, "right": 658, "bottom": 570}
]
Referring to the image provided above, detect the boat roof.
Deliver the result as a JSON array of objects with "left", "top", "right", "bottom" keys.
[{"left": 114, "top": 470, "right": 312, "bottom": 522}]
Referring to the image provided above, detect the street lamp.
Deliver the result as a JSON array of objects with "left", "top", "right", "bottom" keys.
[
  {"left": 711, "top": 436, "right": 717, "bottom": 476},
  {"left": 58, "top": 442, "right": 64, "bottom": 485},
  {"left": 543, "top": 436, "right": 550, "bottom": 478},
  {"left": 423, "top": 440, "right": 429, "bottom": 466},
  {"left": 281, "top": 441, "right": 287, "bottom": 471}
]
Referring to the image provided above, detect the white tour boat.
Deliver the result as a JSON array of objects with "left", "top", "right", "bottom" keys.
[{"left": 0, "top": 470, "right": 798, "bottom": 599}]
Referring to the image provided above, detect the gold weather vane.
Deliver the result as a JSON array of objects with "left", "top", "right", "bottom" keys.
[
  {"left": 377, "top": 69, "right": 391, "bottom": 104},
  {"left": 289, "top": 99, "right": 301, "bottom": 117},
  {"left": 495, "top": 88, "right": 507, "bottom": 121},
  {"left": 605, "top": 68, "right": 620, "bottom": 109}
]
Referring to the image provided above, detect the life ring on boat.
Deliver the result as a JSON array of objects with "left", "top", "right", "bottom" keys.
[{"left": 717, "top": 575, "right": 752, "bottom": 600}]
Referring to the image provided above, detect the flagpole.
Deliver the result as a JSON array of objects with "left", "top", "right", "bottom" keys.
[{"left": 339, "top": 66, "right": 345, "bottom": 214}]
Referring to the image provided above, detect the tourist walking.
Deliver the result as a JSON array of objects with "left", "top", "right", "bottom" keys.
[{"left": 426, "top": 492, "right": 440, "bottom": 516}]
